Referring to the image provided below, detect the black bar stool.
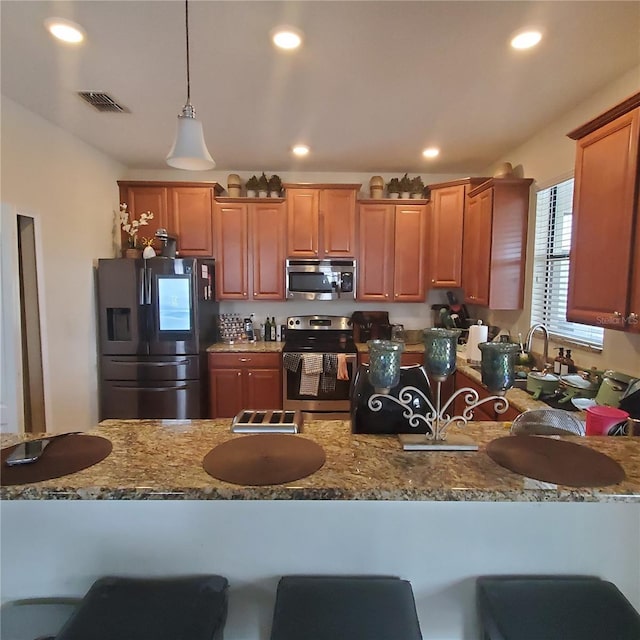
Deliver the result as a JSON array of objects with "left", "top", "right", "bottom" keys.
[
  {"left": 477, "top": 575, "right": 640, "bottom": 640},
  {"left": 52, "top": 575, "right": 229, "bottom": 640},
  {"left": 269, "top": 575, "right": 423, "bottom": 640}
]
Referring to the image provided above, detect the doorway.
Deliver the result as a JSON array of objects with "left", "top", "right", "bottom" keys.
[{"left": 0, "top": 206, "right": 46, "bottom": 433}]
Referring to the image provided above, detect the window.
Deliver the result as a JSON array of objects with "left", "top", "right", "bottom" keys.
[{"left": 531, "top": 178, "right": 604, "bottom": 349}]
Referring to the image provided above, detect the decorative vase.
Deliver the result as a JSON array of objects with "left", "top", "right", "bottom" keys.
[
  {"left": 369, "top": 176, "right": 384, "bottom": 199},
  {"left": 401, "top": 191, "right": 411, "bottom": 199},
  {"left": 270, "top": 190, "right": 280, "bottom": 198},
  {"left": 258, "top": 190, "right": 268, "bottom": 198},
  {"left": 123, "top": 248, "right": 142, "bottom": 259},
  {"left": 478, "top": 342, "right": 519, "bottom": 395},
  {"left": 389, "top": 192, "right": 399, "bottom": 199},
  {"left": 227, "top": 174, "right": 241, "bottom": 198},
  {"left": 367, "top": 339, "right": 404, "bottom": 394},
  {"left": 411, "top": 192, "right": 422, "bottom": 199},
  {"left": 423, "top": 328, "right": 461, "bottom": 382},
  {"left": 246, "top": 190, "right": 257, "bottom": 198}
]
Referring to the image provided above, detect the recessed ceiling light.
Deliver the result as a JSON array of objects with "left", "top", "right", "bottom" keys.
[
  {"left": 45, "top": 17, "right": 86, "bottom": 44},
  {"left": 292, "top": 144, "right": 310, "bottom": 157},
  {"left": 422, "top": 147, "right": 440, "bottom": 159},
  {"left": 272, "top": 26, "right": 303, "bottom": 50},
  {"left": 510, "top": 30, "right": 542, "bottom": 50}
]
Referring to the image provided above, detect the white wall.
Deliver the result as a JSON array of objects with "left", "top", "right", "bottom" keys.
[
  {"left": 0, "top": 96, "right": 123, "bottom": 433},
  {"left": 483, "top": 66, "right": 640, "bottom": 377}
]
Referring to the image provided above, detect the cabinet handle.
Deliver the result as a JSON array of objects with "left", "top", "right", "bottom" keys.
[
  {"left": 243, "top": 292, "right": 247, "bottom": 296},
  {"left": 613, "top": 311, "right": 623, "bottom": 318},
  {"left": 239, "top": 358, "right": 251, "bottom": 362},
  {"left": 628, "top": 312, "right": 638, "bottom": 324},
  {"left": 253, "top": 292, "right": 257, "bottom": 296},
  {"left": 431, "top": 279, "right": 436, "bottom": 283},
  {"left": 237, "top": 372, "right": 241, "bottom": 377},
  {"left": 385, "top": 293, "right": 389, "bottom": 298},
  {"left": 248, "top": 372, "right": 252, "bottom": 376}
]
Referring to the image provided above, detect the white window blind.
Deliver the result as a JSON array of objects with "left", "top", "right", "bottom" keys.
[{"left": 531, "top": 178, "right": 604, "bottom": 349}]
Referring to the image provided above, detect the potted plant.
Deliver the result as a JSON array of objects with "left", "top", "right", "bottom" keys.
[
  {"left": 399, "top": 173, "right": 412, "bottom": 199},
  {"left": 387, "top": 178, "right": 400, "bottom": 198},
  {"left": 268, "top": 174, "right": 282, "bottom": 197},
  {"left": 246, "top": 175, "right": 259, "bottom": 197},
  {"left": 410, "top": 176, "right": 425, "bottom": 199},
  {"left": 257, "top": 172, "right": 269, "bottom": 197},
  {"left": 119, "top": 203, "right": 154, "bottom": 257}
]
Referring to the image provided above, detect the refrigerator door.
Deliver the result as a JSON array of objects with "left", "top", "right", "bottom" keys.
[
  {"left": 101, "top": 355, "right": 200, "bottom": 381},
  {"left": 98, "top": 258, "right": 147, "bottom": 355},
  {"left": 100, "top": 379, "right": 202, "bottom": 419},
  {"left": 146, "top": 258, "right": 198, "bottom": 355}
]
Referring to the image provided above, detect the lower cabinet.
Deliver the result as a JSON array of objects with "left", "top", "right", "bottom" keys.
[
  {"left": 208, "top": 352, "right": 282, "bottom": 418},
  {"left": 453, "top": 371, "right": 520, "bottom": 421}
]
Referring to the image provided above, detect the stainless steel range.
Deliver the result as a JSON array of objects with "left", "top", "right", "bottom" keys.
[{"left": 282, "top": 315, "right": 358, "bottom": 415}]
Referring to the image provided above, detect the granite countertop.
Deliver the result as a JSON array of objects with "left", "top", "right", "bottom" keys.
[
  {"left": 207, "top": 341, "right": 284, "bottom": 353},
  {"left": 1, "top": 420, "right": 638, "bottom": 502}
]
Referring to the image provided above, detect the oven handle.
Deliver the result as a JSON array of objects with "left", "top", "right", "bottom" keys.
[{"left": 283, "top": 352, "right": 358, "bottom": 363}]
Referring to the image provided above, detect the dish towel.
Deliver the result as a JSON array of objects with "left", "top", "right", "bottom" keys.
[
  {"left": 283, "top": 353, "right": 302, "bottom": 373},
  {"left": 337, "top": 353, "right": 350, "bottom": 381},
  {"left": 300, "top": 353, "right": 323, "bottom": 396},
  {"left": 321, "top": 354, "right": 338, "bottom": 392}
]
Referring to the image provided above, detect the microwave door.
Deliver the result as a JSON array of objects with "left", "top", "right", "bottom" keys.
[{"left": 146, "top": 259, "right": 198, "bottom": 356}]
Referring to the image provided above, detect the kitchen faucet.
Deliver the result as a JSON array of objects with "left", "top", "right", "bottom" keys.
[{"left": 525, "top": 323, "right": 550, "bottom": 368}]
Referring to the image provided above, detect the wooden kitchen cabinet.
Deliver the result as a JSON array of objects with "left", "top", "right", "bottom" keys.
[
  {"left": 427, "top": 178, "right": 489, "bottom": 288},
  {"left": 358, "top": 202, "right": 428, "bottom": 302},
  {"left": 285, "top": 184, "right": 360, "bottom": 257},
  {"left": 462, "top": 178, "right": 533, "bottom": 309},
  {"left": 566, "top": 92, "right": 640, "bottom": 333},
  {"left": 118, "top": 182, "right": 222, "bottom": 256},
  {"left": 208, "top": 352, "right": 282, "bottom": 418},
  {"left": 213, "top": 199, "right": 286, "bottom": 300}
]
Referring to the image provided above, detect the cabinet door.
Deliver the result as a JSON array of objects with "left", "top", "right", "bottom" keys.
[
  {"left": 287, "top": 189, "right": 319, "bottom": 257},
  {"left": 358, "top": 204, "right": 394, "bottom": 301},
  {"left": 462, "top": 192, "right": 492, "bottom": 305},
  {"left": 214, "top": 203, "right": 248, "bottom": 299},
  {"left": 394, "top": 204, "right": 428, "bottom": 301},
  {"left": 429, "top": 186, "right": 464, "bottom": 287},
  {"left": 320, "top": 189, "right": 357, "bottom": 257},
  {"left": 169, "top": 187, "right": 213, "bottom": 256},
  {"left": 118, "top": 185, "right": 169, "bottom": 246},
  {"left": 567, "top": 109, "right": 639, "bottom": 328},
  {"left": 209, "top": 368, "right": 243, "bottom": 418},
  {"left": 244, "top": 369, "right": 282, "bottom": 409},
  {"left": 250, "top": 202, "right": 286, "bottom": 299}
]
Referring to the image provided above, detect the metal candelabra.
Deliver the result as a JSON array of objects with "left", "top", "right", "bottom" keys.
[{"left": 366, "top": 330, "right": 518, "bottom": 451}]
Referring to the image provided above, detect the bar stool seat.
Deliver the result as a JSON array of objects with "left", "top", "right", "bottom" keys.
[
  {"left": 53, "top": 575, "right": 228, "bottom": 640},
  {"left": 269, "top": 575, "right": 422, "bottom": 640},
  {"left": 477, "top": 575, "right": 640, "bottom": 640}
]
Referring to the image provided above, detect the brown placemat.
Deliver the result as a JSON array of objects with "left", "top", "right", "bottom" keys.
[
  {"left": 1, "top": 435, "right": 112, "bottom": 486},
  {"left": 486, "top": 435, "right": 626, "bottom": 487},
  {"left": 203, "top": 434, "right": 326, "bottom": 486}
]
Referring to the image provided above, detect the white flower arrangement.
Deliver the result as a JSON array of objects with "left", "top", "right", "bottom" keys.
[{"left": 119, "top": 203, "right": 154, "bottom": 248}]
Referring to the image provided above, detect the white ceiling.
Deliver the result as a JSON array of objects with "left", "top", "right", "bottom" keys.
[{"left": 2, "top": 1, "right": 639, "bottom": 174}]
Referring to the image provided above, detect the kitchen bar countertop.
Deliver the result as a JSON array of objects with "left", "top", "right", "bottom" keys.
[
  {"left": 2, "top": 420, "right": 638, "bottom": 502},
  {"left": 207, "top": 341, "right": 284, "bottom": 353}
]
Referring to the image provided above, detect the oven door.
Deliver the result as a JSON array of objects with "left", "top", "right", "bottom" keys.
[
  {"left": 286, "top": 268, "right": 339, "bottom": 301},
  {"left": 283, "top": 352, "right": 357, "bottom": 412}
]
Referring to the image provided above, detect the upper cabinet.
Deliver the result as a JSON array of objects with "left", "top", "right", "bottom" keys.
[
  {"left": 566, "top": 92, "right": 640, "bottom": 333},
  {"left": 285, "top": 184, "right": 360, "bottom": 257},
  {"left": 427, "top": 178, "right": 489, "bottom": 288},
  {"left": 118, "top": 181, "right": 222, "bottom": 256},
  {"left": 462, "top": 178, "right": 532, "bottom": 309},
  {"left": 213, "top": 198, "right": 286, "bottom": 300},
  {"left": 358, "top": 202, "right": 428, "bottom": 302}
]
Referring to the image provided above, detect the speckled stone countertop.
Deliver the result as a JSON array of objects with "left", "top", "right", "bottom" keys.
[
  {"left": 207, "top": 341, "right": 283, "bottom": 353},
  {"left": 2, "top": 420, "right": 638, "bottom": 502}
]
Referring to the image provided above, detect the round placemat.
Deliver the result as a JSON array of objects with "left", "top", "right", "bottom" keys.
[
  {"left": 203, "top": 434, "right": 326, "bottom": 486},
  {"left": 486, "top": 435, "right": 625, "bottom": 487},
  {"left": 1, "top": 435, "right": 112, "bottom": 486}
]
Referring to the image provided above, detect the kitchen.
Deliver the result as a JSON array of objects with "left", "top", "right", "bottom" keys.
[{"left": 2, "top": 2, "right": 640, "bottom": 639}]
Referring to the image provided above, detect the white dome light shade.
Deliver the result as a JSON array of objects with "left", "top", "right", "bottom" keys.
[
  {"left": 45, "top": 17, "right": 85, "bottom": 43},
  {"left": 511, "top": 30, "right": 542, "bottom": 50},
  {"left": 292, "top": 144, "right": 310, "bottom": 156},
  {"left": 167, "top": 112, "right": 215, "bottom": 170},
  {"left": 272, "top": 27, "right": 303, "bottom": 50},
  {"left": 422, "top": 147, "right": 440, "bottom": 159}
]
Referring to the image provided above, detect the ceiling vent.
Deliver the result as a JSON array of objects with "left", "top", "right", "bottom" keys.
[{"left": 77, "top": 91, "right": 130, "bottom": 113}]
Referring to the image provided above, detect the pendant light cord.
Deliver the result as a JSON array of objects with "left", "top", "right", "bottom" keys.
[{"left": 184, "top": 0, "right": 191, "bottom": 105}]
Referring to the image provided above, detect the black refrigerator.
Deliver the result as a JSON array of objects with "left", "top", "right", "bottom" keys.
[{"left": 97, "top": 257, "right": 218, "bottom": 419}]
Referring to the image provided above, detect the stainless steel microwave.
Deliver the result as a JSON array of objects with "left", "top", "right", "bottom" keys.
[{"left": 286, "top": 258, "right": 356, "bottom": 301}]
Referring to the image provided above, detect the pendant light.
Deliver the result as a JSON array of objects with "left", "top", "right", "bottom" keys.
[{"left": 166, "top": 0, "right": 215, "bottom": 170}]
